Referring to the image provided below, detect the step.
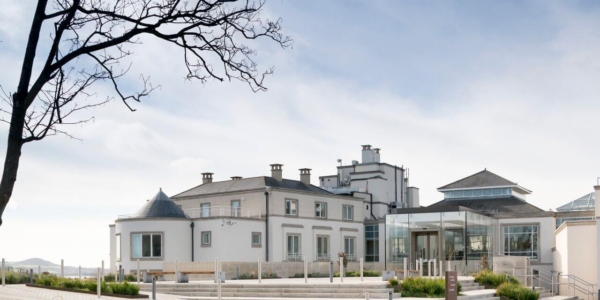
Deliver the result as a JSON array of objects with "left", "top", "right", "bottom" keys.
[
  {"left": 142, "top": 287, "right": 394, "bottom": 293},
  {"left": 461, "top": 286, "right": 485, "bottom": 292},
  {"left": 161, "top": 291, "right": 400, "bottom": 298}
]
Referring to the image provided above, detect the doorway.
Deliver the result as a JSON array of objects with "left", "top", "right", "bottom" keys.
[{"left": 413, "top": 232, "right": 439, "bottom": 276}]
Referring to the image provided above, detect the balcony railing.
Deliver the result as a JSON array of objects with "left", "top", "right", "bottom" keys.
[
  {"left": 315, "top": 253, "right": 330, "bottom": 261},
  {"left": 286, "top": 253, "right": 303, "bottom": 261},
  {"left": 184, "top": 206, "right": 262, "bottom": 219},
  {"left": 345, "top": 254, "right": 358, "bottom": 261}
]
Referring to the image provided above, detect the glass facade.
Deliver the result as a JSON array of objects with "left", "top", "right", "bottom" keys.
[{"left": 386, "top": 210, "right": 496, "bottom": 275}]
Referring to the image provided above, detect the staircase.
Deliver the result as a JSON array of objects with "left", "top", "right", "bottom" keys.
[
  {"left": 139, "top": 282, "right": 399, "bottom": 299},
  {"left": 457, "top": 278, "right": 498, "bottom": 300}
]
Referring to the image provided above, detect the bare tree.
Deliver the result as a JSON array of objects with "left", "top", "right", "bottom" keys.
[{"left": 0, "top": 0, "right": 291, "bottom": 225}]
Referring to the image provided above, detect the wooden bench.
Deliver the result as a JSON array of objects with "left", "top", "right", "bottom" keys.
[
  {"left": 144, "top": 271, "right": 175, "bottom": 283},
  {"left": 177, "top": 270, "right": 216, "bottom": 283}
]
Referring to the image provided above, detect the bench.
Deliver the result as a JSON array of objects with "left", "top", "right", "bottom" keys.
[
  {"left": 177, "top": 270, "right": 216, "bottom": 283},
  {"left": 144, "top": 271, "right": 175, "bottom": 283}
]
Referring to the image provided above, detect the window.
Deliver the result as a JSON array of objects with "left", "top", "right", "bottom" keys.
[
  {"left": 365, "top": 225, "right": 379, "bottom": 262},
  {"left": 315, "top": 202, "right": 327, "bottom": 218},
  {"left": 287, "top": 235, "right": 301, "bottom": 260},
  {"left": 132, "top": 233, "right": 162, "bottom": 259},
  {"left": 503, "top": 225, "right": 539, "bottom": 260},
  {"left": 201, "top": 231, "right": 211, "bottom": 246},
  {"left": 285, "top": 199, "right": 298, "bottom": 216},
  {"left": 201, "top": 203, "right": 210, "bottom": 218},
  {"left": 252, "top": 232, "right": 261, "bottom": 247},
  {"left": 316, "top": 236, "right": 329, "bottom": 261},
  {"left": 344, "top": 237, "right": 355, "bottom": 260},
  {"left": 343, "top": 205, "right": 353, "bottom": 221},
  {"left": 116, "top": 234, "right": 121, "bottom": 261},
  {"left": 444, "top": 229, "right": 464, "bottom": 260},
  {"left": 231, "top": 200, "right": 241, "bottom": 217}
]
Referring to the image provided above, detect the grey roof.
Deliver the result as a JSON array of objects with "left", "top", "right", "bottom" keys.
[
  {"left": 133, "top": 189, "right": 188, "bottom": 219},
  {"left": 556, "top": 192, "right": 595, "bottom": 212},
  {"left": 172, "top": 176, "right": 333, "bottom": 198},
  {"left": 428, "top": 196, "right": 546, "bottom": 217},
  {"left": 438, "top": 169, "right": 520, "bottom": 190}
]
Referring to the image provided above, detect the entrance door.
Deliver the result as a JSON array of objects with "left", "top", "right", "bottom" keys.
[{"left": 413, "top": 232, "right": 438, "bottom": 276}]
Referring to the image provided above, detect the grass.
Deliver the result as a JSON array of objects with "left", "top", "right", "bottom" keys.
[
  {"left": 496, "top": 282, "right": 539, "bottom": 300},
  {"left": 395, "top": 277, "right": 462, "bottom": 298},
  {"left": 236, "top": 272, "right": 279, "bottom": 279},
  {"left": 33, "top": 275, "right": 139, "bottom": 296},
  {"left": 474, "top": 270, "right": 519, "bottom": 288}
]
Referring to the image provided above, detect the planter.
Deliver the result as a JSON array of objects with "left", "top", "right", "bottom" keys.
[{"left": 25, "top": 284, "right": 149, "bottom": 299}]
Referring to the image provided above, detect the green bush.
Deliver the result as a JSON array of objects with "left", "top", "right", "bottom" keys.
[
  {"left": 123, "top": 274, "right": 136, "bottom": 282},
  {"left": 104, "top": 273, "right": 116, "bottom": 282},
  {"left": 236, "top": 272, "right": 279, "bottom": 279},
  {"left": 4, "top": 271, "right": 30, "bottom": 284},
  {"left": 31, "top": 276, "right": 138, "bottom": 296},
  {"left": 475, "top": 270, "right": 519, "bottom": 288},
  {"left": 333, "top": 270, "right": 380, "bottom": 277},
  {"left": 399, "top": 277, "right": 462, "bottom": 298},
  {"left": 497, "top": 283, "right": 539, "bottom": 300},
  {"left": 388, "top": 279, "right": 399, "bottom": 286}
]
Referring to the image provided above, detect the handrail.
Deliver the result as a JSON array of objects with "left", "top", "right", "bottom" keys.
[{"left": 521, "top": 267, "right": 598, "bottom": 300}]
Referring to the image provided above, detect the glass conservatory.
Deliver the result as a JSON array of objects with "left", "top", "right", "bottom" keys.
[{"left": 386, "top": 207, "right": 497, "bottom": 275}]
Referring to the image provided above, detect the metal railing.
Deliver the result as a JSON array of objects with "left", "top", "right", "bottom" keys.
[
  {"left": 509, "top": 266, "right": 598, "bottom": 300},
  {"left": 345, "top": 254, "right": 358, "bottom": 261},
  {"left": 286, "top": 253, "right": 303, "bottom": 261},
  {"left": 315, "top": 253, "right": 331, "bottom": 261},
  {"left": 184, "top": 206, "right": 262, "bottom": 219}
]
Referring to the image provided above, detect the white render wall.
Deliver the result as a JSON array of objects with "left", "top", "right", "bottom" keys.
[
  {"left": 553, "top": 221, "right": 597, "bottom": 298},
  {"left": 497, "top": 217, "right": 555, "bottom": 265},
  {"left": 109, "top": 225, "right": 116, "bottom": 273},
  {"left": 193, "top": 218, "right": 265, "bottom": 262},
  {"left": 114, "top": 219, "right": 190, "bottom": 273}
]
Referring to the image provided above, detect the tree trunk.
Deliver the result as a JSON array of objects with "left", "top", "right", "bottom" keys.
[{"left": 0, "top": 98, "right": 25, "bottom": 226}]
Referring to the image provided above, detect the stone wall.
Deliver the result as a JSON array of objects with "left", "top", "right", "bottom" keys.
[
  {"left": 493, "top": 256, "right": 530, "bottom": 285},
  {"left": 162, "top": 261, "right": 385, "bottom": 280}
]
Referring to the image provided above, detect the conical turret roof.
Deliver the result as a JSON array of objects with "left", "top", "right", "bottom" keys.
[{"left": 133, "top": 189, "right": 188, "bottom": 219}]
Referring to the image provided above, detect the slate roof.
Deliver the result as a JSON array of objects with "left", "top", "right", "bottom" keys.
[
  {"left": 428, "top": 196, "right": 547, "bottom": 217},
  {"left": 438, "top": 169, "right": 522, "bottom": 190},
  {"left": 556, "top": 192, "right": 595, "bottom": 212},
  {"left": 133, "top": 189, "right": 188, "bottom": 219},
  {"left": 172, "top": 176, "right": 333, "bottom": 198}
]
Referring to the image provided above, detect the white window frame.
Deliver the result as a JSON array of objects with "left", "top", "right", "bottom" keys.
[
  {"left": 131, "top": 233, "right": 163, "bottom": 259},
  {"left": 201, "top": 203, "right": 210, "bottom": 218},
  {"left": 344, "top": 237, "right": 355, "bottom": 258},
  {"left": 251, "top": 232, "right": 261, "bottom": 247},
  {"left": 201, "top": 231, "right": 211, "bottom": 246},
  {"left": 343, "top": 205, "right": 353, "bottom": 221},
  {"left": 316, "top": 235, "right": 330, "bottom": 261},
  {"left": 502, "top": 224, "right": 539, "bottom": 260},
  {"left": 285, "top": 199, "right": 298, "bottom": 216},
  {"left": 315, "top": 202, "right": 327, "bottom": 219},
  {"left": 287, "top": 234, "right": 301, "bottom": 261}
]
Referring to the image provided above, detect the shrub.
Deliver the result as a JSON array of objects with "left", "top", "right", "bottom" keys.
[
  {"left": 399, "top": 277, "right": 462, "bottom": 298},
  {"left": 104, "top": 273, "right": 116, "bottom": 282},
  {"left": 31, "top": 276, "right": 138, "bottom": 296},
  {"left": 388, "top": 279, "right": 399, "bottom": 287},
  {"left": 123, "top": 274, "right": 136, "bottom": 282},
  {"left": 237, "top": 272, "right": 279, "bottom": 279},
  {"left": 333, "top": 270, "right": 380, "bottom": 277},
  {"left": 497, "top": 282, "right": 539, "bottom": 300},
  {"left": 475, "top": 270, "right": 519, "bottom": 288},
  {"left": 4, "top": 271, "right": 30, "bottom": 284}
]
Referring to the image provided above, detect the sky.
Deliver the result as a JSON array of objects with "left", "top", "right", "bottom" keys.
[{"left": 0, "top": 0, "right": 599, "bottom": 267}]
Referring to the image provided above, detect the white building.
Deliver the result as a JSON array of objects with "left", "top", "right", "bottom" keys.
[{"left": 110, "top": 165, "right": 364, "bottom": 273}]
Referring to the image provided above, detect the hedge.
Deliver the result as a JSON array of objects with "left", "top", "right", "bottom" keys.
[
  {"left": 34, "top": 275, "right": 139, "bottom": 296},
  {"left": 496, "top": 282, "right": 539, "bottom": 300},
  {"left": 396, "top": 277, "right": 462, "bottom": 298}
]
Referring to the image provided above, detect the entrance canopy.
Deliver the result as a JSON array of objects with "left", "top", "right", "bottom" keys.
[{"left": 386, "top": 206, "right": 497, "bottom": 275}]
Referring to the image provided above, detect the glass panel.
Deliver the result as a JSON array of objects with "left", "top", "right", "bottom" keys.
[
  {"left": 142, "top": 234, "right": 151, "bottom": 257},
  {"left": 429, "top": 234, "right": 438, "bottom": 260},
  {"left": 201, "top": 204, "right": 210, "bottom": 218},
  {"left": 252, "top": 233, "right": 260, "bottom": 245},
  {"left": 132, "top": 234, "right": 142, "bottom": 258},
  {"left": 231, "top": 200, "right": 240, "bottom": 217},
  {"left": 152, "top": 234, "right": 161, "bottom": 257}
]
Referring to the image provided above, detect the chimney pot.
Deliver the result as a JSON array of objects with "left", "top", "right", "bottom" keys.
[
  {"left": 201, "top": 172, "right": 213, "bottom": 184},
  {"left": 231, "top": 176, "right": 242, "bottom": 180},
  {"left": 299, "top": 168, "right": 312, "bottom": 185},
  {"left": 270, "top": 164, "right": 283, "bottom": 181}
]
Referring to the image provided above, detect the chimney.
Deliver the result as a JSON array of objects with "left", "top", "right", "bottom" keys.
[
  {"left": 361, "top": 144, "right": 374, "bottom": 163},
  {"left": 373, "top": 148, "right": 381, "bottom": 163},
  {"left": 299, "top": 168, "right": 312, "bottom": 185},
  {"left": 270, "top": 164, "right": 283, "bottom": 181},
  {"left": 231, "top": 176, "right": 242, "bottom": 181},
  {"left": 202, "top": 172, "right": 213, "bottom": 184}
]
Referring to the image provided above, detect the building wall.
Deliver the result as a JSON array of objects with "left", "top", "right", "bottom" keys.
[
  {"left": 268, "top": 190, "right": 363, "bottom": 220},
  {"left": 497, "top": 217, "right": 555, "bottom": 265},
  {"left": 174, "top": 191, "right": 265, "bottom": 213},
  {"left": 193, "top": 218, "right": 265, "bottom": 262},
  {"left": 114, "top": 219, "right": 191, "bottom": 273},
  {"left": 553, "top": 221, "right": 597, "bottom": 298}
]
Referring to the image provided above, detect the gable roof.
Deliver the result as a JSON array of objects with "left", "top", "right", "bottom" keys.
[
  {"left": 438, "top": 169, "right": 530, "bottom": 193},
  {"left": 428, "top": 196, "right": 548, "bottom": 217},
  {"left": 133, "top": 189, "right": 188, "bottom": 219},
  {"left": 172, "top": 176, "right": 333, "bottom": 199}
]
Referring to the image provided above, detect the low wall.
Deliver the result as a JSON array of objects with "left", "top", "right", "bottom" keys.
[
  {"left": 493, "top": 256, "right": 530, "bottom": 286},
  {"left": 161, "top": 261, "right": 384, "bottom": 280}
]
